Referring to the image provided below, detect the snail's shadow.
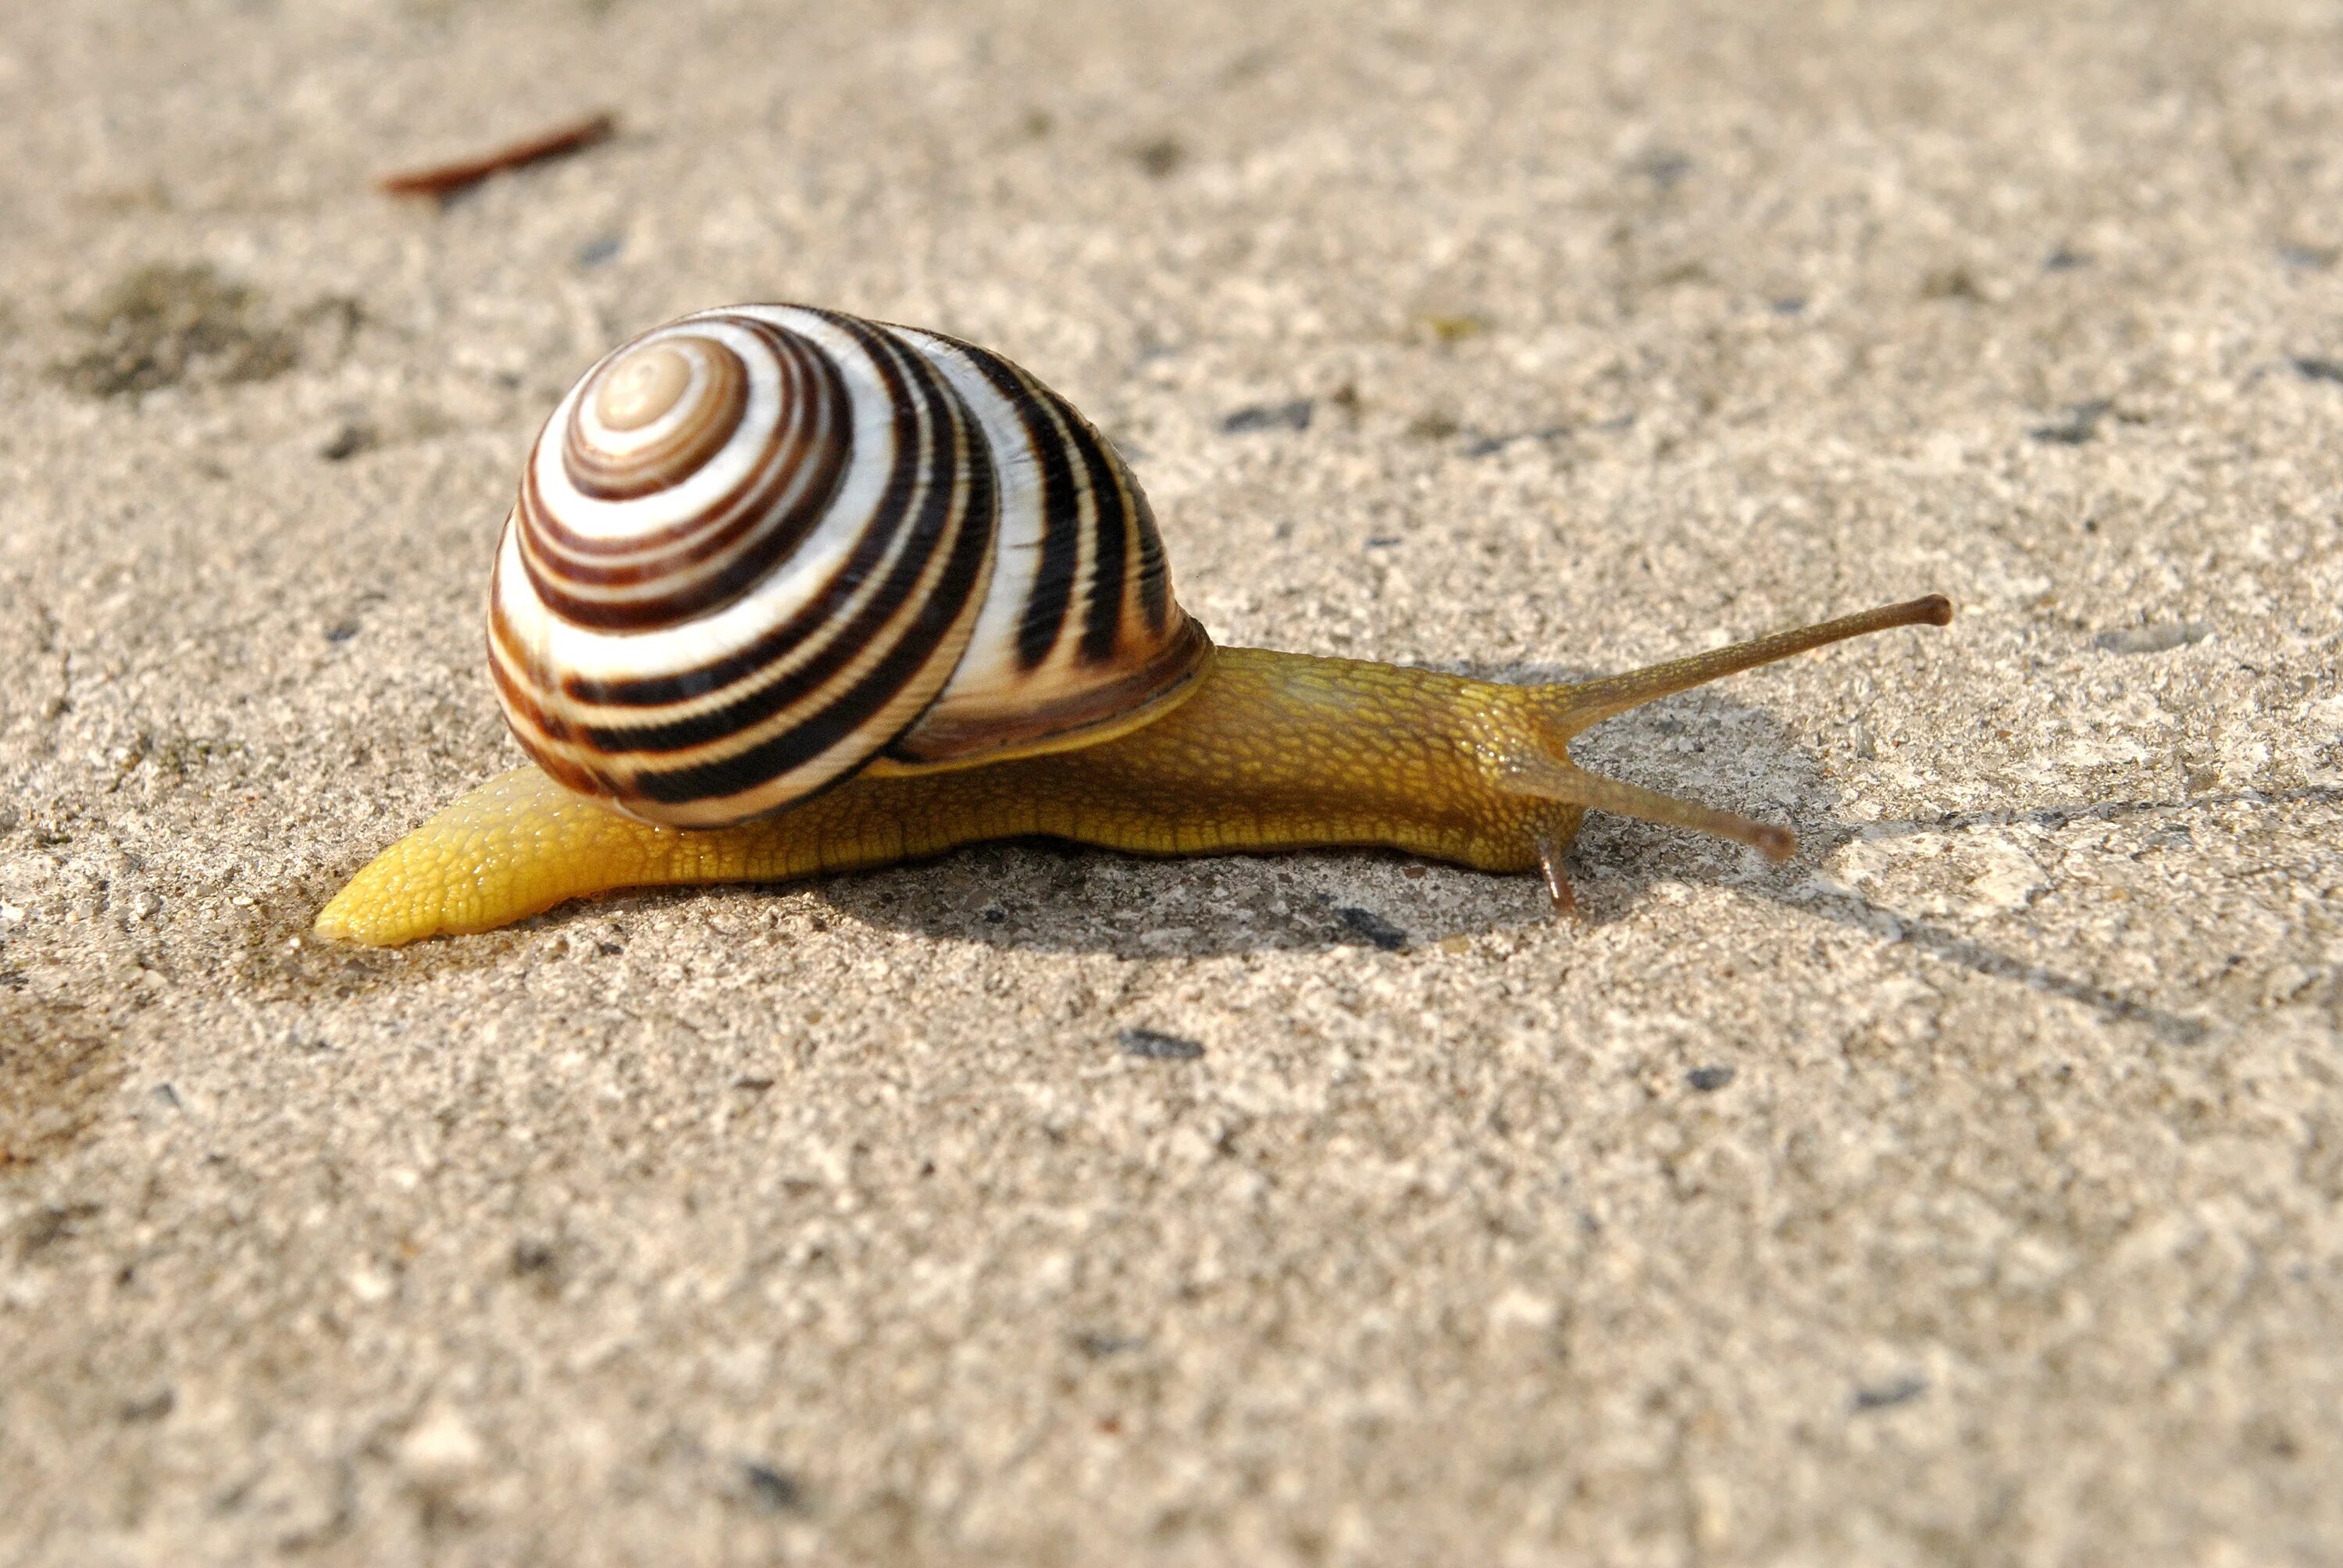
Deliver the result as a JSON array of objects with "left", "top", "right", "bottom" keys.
[{"left": 744, "top": 666, "right": 2263, "bottom": 1044}]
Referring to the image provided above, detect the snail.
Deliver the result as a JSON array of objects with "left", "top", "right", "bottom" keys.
[{"left": 314, "top": 304, "right": 1952, "bottom": 946}]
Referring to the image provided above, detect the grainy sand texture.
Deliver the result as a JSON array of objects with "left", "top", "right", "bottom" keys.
[{"left": 2, "top": 2, "right": 2340, "bottom": 1563}]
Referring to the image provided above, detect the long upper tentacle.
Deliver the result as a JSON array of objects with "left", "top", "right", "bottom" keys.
[{"left": 1543, "top": 594, "right": 1951, "bottom": 736}]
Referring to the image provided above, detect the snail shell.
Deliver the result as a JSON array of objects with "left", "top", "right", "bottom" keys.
[{"left": 488, "top": 305, "right": 1211, "bottom": 828}]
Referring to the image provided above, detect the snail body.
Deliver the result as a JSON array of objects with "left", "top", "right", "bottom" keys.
[{"left": 316, "top": 305, "right": 1951, "bottom": 946}]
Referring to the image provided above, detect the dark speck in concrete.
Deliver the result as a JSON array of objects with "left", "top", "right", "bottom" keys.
[
  {"left": 1127, "top": 136, "right": 1188, "bottom": 178},
  {"left": 1222, "top": 399, "right": 1314, "bottom": 434},
  {"left": 15, "top": 1202, "right": 100, "bottom": 1259},
  {"left": 1853, "top": 1375, "right": 1928, "bottom": 1412},
  {"left": 1921, "top": 266, "right": 1985, "bottom": 302},
  {"left": 319, "top": 422, "right": 375, "bottom": 461},
  {"left": 1120, "top": 1028, "right": 1204, "bottom": 1061},
  {"left": 509, "top": 1237, "right": 558, "bottom": 1276},
  {"left": 1336, "top": 907, "right": 1407, "bottom": 951},
  {"left": 1075, "top": 1331, "right": 1146, "bottom": 1357},
  {"left": 2031, "top": 399, "right": 2113, "bottom": 444},
  {"left": 741, "top": 1461, "right": 806, "bottom": 1513},
  {"left": 1632, "top": 149, "right": 1692, "bottom": 189},
  {"left": 2291, "top": 356, "right": 2343, "bottom": 384},
  {"left": 1687, "top": 1065, "right": 1736, "bottom": 1092},
  {"left": 119, "top": 1388, "right": 175, "bottom": 1424}
]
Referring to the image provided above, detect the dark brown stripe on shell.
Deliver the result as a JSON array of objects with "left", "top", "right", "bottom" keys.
[
  {"left": 1061, "top": 410, "right": 1129, "bottom": 665},
  {"left": 950, "top": 343, "right": 1083, "bottom": 671},
  {"left": 1129, "top": 478, "right": 1172, "bottom": 636}
]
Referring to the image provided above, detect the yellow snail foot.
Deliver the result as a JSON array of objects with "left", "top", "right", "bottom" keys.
[{"left": 313, "top": 768, "right": 726, "bottom": 946}]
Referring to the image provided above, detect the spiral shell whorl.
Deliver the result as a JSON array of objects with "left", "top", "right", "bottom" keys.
[
  {"left": 565, "top": 337, "right": 746, "bottom": 496},
  {"left": 489, "top": 305, "right": 1208, "bottom": 829},
  {"left": 516, "top": 319, "right": 851, "bottom": 629}
]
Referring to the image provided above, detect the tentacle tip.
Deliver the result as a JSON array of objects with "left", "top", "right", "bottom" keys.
[
  {"left": 1917, "top": 593, "right": 1954, "bottom": 626},
  {"left": 1754, "top": 825, "right": 1798, "bottom": 862}
]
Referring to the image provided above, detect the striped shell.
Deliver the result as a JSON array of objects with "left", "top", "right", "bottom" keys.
[{"left": 487, "top": 305, "right": 1211, "bottom": 829}]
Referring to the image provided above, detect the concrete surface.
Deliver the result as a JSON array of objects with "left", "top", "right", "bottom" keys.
[{"left": 2, "top": 1, "right": 2339, "bottom": 1563}]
